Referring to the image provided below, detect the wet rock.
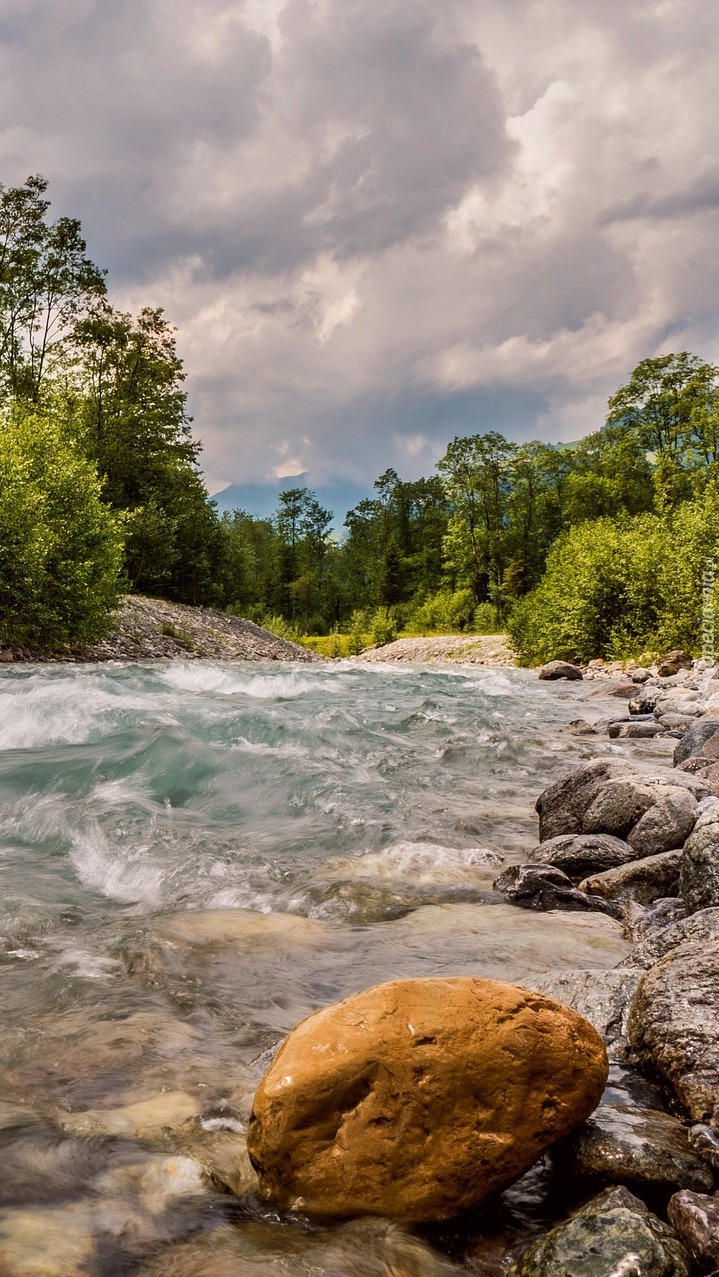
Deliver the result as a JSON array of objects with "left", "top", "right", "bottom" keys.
[
  {"left": 674, "top": 720, "right": 719, "bottom": 765},
  {"left": 581, "top": 779, "right": 661, "bottom": 837},
  {"left": 247, "top": 976, "right": 608, "bottom": 1221},
  {"left": 608, "top": 721, "right": 668, "bottom": 739},
  {"left": 680, "top": 807, "right": 719, "bottom": 911},
  {"left": 507, "top": 1185, "right": 690, "bottom": 1276},
  {"left": 658, "top": 651, "right": 694, "bottom": 678},
  {"left": 627, "top": 906, "right": 719, "bottom": 969},
  {"left": 655, "top": 697, "right": 707, "bottom": 720},
  {"left": 688, "top": 1124, "right": 719, "bottom": 1172},
  {"left": 527, "top": 833, "right": 639, "bottom": 882},
  {"left": 628, "top": 938, "right": 719, "bottom": 1122},
  {"left": 538, "top": 660, "right": 583, "bottom": 680},
  {"left": 623, "top": 896, "right": 687, "bottom": 943},
  {"left": 677, "top": 755, "right": 718, "bottom": 774},
  {"left": 630, "top": 687, "right": 660, "bottom": 714},
  {"left": 627, "top": 790, "right": 698, "bottom": 857},
  {"left": 493, "top": 864, "right": 619, "bottom": 916},
  {"left": 520, "top": 969, "right": 641, "bottom": 1053},
  {"left": 564, "top": 1103, "right": 714, "bottom": 1194},
  {"left": 667, "top": 1190, "right": 719, "bottom": 1271},
  {"left": 580, "top": 850, "right": 682, "bottom": 907},
  {"left": 535, "top": 759, "right": 632, "bottom": 842},
  {"left": 0, "top": 648, "right": 13, "bottom": 663},
  {"left": 655, "top": 713, "right": 700, "bottom": 732}
]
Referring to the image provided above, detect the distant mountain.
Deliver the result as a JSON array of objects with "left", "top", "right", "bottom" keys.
[{"left": 209, "top": 474, "right": 370, "bottom": 528}]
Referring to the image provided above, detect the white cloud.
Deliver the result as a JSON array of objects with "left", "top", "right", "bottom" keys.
[{"left": 1, "top": 0, "right": 718, "bottom": 484}]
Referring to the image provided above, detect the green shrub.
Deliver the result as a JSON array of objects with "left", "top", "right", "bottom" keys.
[
  {"left": 370, "top": 607, "right": 397, "bottom": 647},
  {"left": 506, "top": 511, "right": 700, "bottom": 665},
  {"left": 0, "top": 407, "right": 125, "bottom": 647},
  {"left": 410, "top": 588, "right": 477, "bottom": 633},
  {"left": 472, "top": 602, "right": 502, "bottom": 633}
]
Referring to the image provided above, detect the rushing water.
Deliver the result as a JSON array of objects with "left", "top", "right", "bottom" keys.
[{"left": 0, "top": 660, "right": 646, "bottom": 1275}]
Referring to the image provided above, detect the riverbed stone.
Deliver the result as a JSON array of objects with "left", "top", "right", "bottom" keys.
[
  {"left": 520, "top": 969, "right": 641, "bottom": 1053},
  {"left": 623, "top": 896, "right": 687, "bottom": 943},
  {"left": 563, "top": 1103, "right": 714, "bottom": 1194},
  {"left": 674, "top": 719, "right": 719, "bottom": 765},
  {"left": 493, "top": 864, "right": 618, "bottom": 915},
  {"left": 527, "top": 833, "right": 639, "bottom": 882},
  {"left": 688, "top": 1123, "right": 719, "bottom": 1172},
  {"left": 535, "top": 760, "right": 632, "bottom": 842},
  {"left": 507, "top": 1185, "right": 690, "bottom": 1276},
  {"left": 627, "top": 790, "right": 698, "bottom": 856},
  {"left": 680, "top": 807, "right": 719, "bottom": 911},
  {"left": 581, "top": 779, "right": 660, "bottom": 837},
  {"left": 628, "top": 938, "right": 719, "bottom": 1122},
  {"left": 538, "top": 660, "right": 583, "bottom": 680},
  {"left": 667, "top": 1190, "right": 719, "bottom": 1271},
  {"left": 626, "top": 906, "right": 719, "bottom": 968},
  {"left": 579, "top": 850, "right": 682, "bottom": 907},
  {"left": 247, "top": 976, "right": 609, "bottom": 1220},
  {"left": 608, "top": 721, "right": 668, "bottom": 739},
  {"left": 658, "top": 651, "right": 694, "bottom": 677}
]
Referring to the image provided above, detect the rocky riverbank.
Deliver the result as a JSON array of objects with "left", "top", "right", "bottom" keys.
[
  {"left": 352, "top": 634, "right": 516, "bottom": 665},
  {"left": 475, "top": 655, "right": 719, "bottom": 1274},
  {"left": 0, "top": 595, "right": 317, "bottom": 664}
]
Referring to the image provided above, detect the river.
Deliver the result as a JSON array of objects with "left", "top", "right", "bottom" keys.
[{"left": 0, "top": 660, "right": 645, "bottom": 1275}]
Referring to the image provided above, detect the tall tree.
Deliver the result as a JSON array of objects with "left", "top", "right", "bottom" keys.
[{"left": 0, "top": 175, "right": 105, "bottom": 399}]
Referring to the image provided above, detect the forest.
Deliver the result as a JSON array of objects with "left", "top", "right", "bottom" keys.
[{"left": 1, "top": 176, "right": 718, "bottom": 664}]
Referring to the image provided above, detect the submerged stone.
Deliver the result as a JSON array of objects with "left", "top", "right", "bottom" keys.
[
  {"left": 507, "top": 1185, "right": 690, "bottom": 1276},
  {"left": 564, "top": 1103, "right": 714, "bottom": 1194},
  {"left": 247, "top": 976, "right": 608, "bottom": 1221}
]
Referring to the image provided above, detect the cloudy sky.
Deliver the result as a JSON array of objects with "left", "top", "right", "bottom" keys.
[{"left": 1, "top": 0, "right": 717, "bottom": 494}]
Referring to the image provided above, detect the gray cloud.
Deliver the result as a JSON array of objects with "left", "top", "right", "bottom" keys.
[{"left": 1, "top": 0, "right": 718, "bottom": 493}]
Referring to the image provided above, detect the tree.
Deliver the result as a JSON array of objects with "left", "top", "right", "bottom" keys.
[
  {"left": 0, "top": 404, "right": 124, "bottom": 646},
  {"left": 437, "top": 432, "right": 516, "bottom": 604},
  {"left": 0, "top": 175, "right": 105, "bottom": 399}
]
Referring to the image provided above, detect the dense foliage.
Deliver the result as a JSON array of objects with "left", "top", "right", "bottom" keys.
[{"left": 1, "top": 176, "right": 718, "bottom": 660}]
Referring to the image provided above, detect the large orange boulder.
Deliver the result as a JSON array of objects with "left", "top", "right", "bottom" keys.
[{"left": 247, "top": 976, "right": 608, "bottom": 1221}]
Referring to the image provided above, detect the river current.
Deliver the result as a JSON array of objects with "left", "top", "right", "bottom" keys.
[{"left": 0, "top": 660, "right": 643, "bottom": 1275}]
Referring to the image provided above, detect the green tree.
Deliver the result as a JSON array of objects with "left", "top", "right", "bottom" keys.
[
  {"left": 438, "top": 432, "right": 516, "bottom": 604},
  {"left": 0, "top": 405, "right": 124, "bottom": 646},
  {"left": 0, "top": 175, "right": 105, "bottom": 399}
]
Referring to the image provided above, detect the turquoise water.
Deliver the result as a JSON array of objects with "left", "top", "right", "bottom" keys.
[{"left": 0, "top": 660, "right": 633, "bottom": 1275}]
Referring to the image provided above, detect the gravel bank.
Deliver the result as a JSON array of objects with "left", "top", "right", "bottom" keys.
[
  {"left": 352, "top": 633, "right": 516, "bottom": 665},
  {"left": 0, "top": 595, "right": 318, "bottom": 663}
]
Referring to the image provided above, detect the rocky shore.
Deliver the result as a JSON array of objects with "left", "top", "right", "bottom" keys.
[
  {"left": 353, "top": 634, "right": 517, "bottom": 666},
  {"left": 0, "top": 594, "right": 317, "bottom": 664},
  {"left": 243, "top": 652, "right": 719, "bottom": 1273}
]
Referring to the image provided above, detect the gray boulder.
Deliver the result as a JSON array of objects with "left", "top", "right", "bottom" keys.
[
  {"left": 688, "top": 1124, "right": 719, "bottom": 1172},
  {"left": 623, "top": 897, "right": 687, "bottom": 944},
  {"left": 607, "top": 722, "right": 668, "bottom": 739},
  {"left": 627, "top": 790, "right": 698, "bottom": 857},
  {"left": 535, "top": 759, "right": 631, "bottom": 842},
  {"left": 508, "top": 1185, "right": 690, "bottom": 1276},
  {"left": 565, "top": 1103, "right": 714, "bottom": 1194},
  {"left": 674, "top": 720, "right": 719, "bottom": 766},
  {"left": 580, "top": 850, "right": 682, "bottom": 907},
  {"left": 628, "top": 938, "right": 719, "bottom": 1122},
  {"left": 521, "top": 969, "right": 640, "bottom": 1054},
  {"left": 538, "top": 660, "right": 583, "bottom": 680},
  {"left": 667, "top": 1190, "right": 719, "bottom": 1272},
  {"left": 680, "top": 807, "right": 719, "bottom": 912},
  {"left": 492, "top": 864, "right": 618, "bottom": 916},
  {"left": 626, "top": 906, "right": 719, "bottom": 969},
  {"left": 527, "top": 833, "right": 640, "bottom": 883},
  {"left": 581, "top": 779, "right": 659, "bottom": 837},
  {"left": 657, "top": 651, "right": 694, "bottom": 677}
]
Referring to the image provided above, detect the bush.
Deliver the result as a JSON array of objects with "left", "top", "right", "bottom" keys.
[
  {"left": 370, "top": 607, "right": 397, "bottom": 647},
  {"left": 410, "top": 588, "right": 477, "bottom": 633},
  {"left": 506, "top": 512, "right": 688, "bottom": 665},
  {"left": 0, "top": 408, "right": 125, "bottom": 647},
  {"left": 472, "top": 602, "right": 502, "bottom": 633}
]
